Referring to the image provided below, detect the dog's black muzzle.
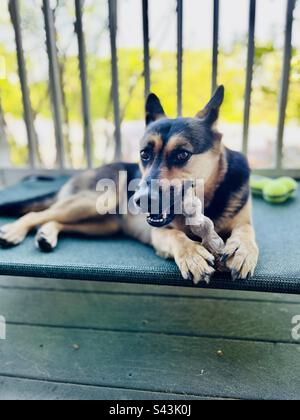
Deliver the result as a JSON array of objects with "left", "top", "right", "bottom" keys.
[{"left": 133, "top": 181, "right": 177, "bottom": 228}]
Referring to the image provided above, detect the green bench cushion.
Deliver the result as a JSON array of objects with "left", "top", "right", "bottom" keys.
[
  {"left": 0, "top": 177, "right": 299, "bottom": 294},
  {"left": 0, "top": 176, "right": 69, "bottom": 215}
]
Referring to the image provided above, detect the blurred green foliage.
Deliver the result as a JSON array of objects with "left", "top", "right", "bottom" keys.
[{"left": 1, "top": 43, "right": 299, "bottom": 126}]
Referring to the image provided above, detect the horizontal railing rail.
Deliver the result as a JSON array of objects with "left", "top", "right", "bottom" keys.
[{"left": 0, "top": 0, "right": 299, "bottom": 185}]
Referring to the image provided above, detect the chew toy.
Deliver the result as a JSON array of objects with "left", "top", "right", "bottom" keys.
[
  {"left": 250, "top": 176, "right": 297, "bottom": 204},
  {"left": 183, "top": 188, "right": 225, "bottom": 257}
]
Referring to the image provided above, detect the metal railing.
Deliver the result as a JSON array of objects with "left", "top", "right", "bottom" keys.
[{"left": 0, "top": 0, "right": 299, "bottom": 185}]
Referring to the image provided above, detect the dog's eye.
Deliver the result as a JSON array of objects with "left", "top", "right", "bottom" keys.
[
  {"left": 140, "top": 150, "right": 151, "bottom": 163},
  {"left": 174, "top": 151, "right": 191, "bottom": 164}
]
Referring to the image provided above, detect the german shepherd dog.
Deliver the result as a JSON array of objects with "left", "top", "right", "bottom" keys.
[{"left": 0, "top": 86, "right": 259, "bottom": 283}]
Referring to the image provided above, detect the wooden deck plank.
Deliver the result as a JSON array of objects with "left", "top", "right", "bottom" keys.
[
  {"left": 0, "top": 376, "right": 207, "bottom": 400},
  {"left": 0, "top": 288, "right": 299, "bottom": 343},
  {"left": 1, "top": 275, "right": 299, "bottom": 400},
  {"left": 1, "top": 276, "right": 300, "bottom": 304},
  {"left": 0, "top": 325, "right": 299, "bottom": 399}
]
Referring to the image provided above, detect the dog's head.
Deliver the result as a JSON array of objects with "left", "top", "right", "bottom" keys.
[{"left": 134, "top": 86, "right": 225, "bottom": 228}]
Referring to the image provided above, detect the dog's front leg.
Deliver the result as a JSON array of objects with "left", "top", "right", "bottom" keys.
[
  {"left": 151, "top": 228, "right": 215, "bottom": 284},
  {"left": 222, "top": 223, "right": 259, "bottom": 281}
]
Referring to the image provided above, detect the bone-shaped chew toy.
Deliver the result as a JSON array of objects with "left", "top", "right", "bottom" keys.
[{"left": 183, "top": 187, "right": 225, "bottom": 257}]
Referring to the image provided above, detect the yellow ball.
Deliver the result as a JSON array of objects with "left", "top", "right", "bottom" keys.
[
  {"left": 250, "top": 176, "right": 269, "bottom": 196},
  {"left": 278, "top": 177, "right": 298, "bottom": 197},
  {"left": 263, "top": 180, "right": 290, "bottom": 204}
]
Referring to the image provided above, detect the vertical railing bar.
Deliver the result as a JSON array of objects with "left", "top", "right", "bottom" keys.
[
  {"left": 75, "top": 0, "right": 93, "bottom": 168},
  {"left": 212, "top": 0, "right": 220, "bottom": 94},
  {"left": 142, "top": 0, "right": 151, "bottom": 99},
  {"left": 108, "top": 0, "right": 122, "bottom": 160},
  {"left": 177, "top": 0, "right": 183, "bottom": 117},
  {"left": 276, "top": 0, "right": 296, "bottom": 169},
  {"left": 8, "top": 0, "right": 38, "bottom": 168},
  {"left": 42, "top": 0, "right": 65, "bottom": 169},
  {"left": 242, "top": 0, "right": 256, "bottom": 156}
]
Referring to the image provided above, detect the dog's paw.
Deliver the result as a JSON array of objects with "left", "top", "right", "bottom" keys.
[
  {"left": 174, "top": 242, "right": 215, "bottom": 285},
  {"left": 35, "top": 225, "right": 58, "bottom": 253},
  {"left": 36, "top": 233, "right": 55, "bottom": 253},
  {"left": 221, "top": 238, "right": 259, "bottom": 281},
  {"left": 0, "top": 224, "right": 27, "bottom": 248}
]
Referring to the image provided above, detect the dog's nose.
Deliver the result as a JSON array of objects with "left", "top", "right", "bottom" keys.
[
  {"left": 133, "top": 183, "right": 160, "bottom": 213},
  {"left": 133, "top": 190, "right": 146, "bottom": 209},
  {"left": 133, "top": 185, "right": 148, "bottom": 209}
]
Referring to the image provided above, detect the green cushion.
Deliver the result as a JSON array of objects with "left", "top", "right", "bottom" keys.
[
  {"left": 0, "top": 178, "right": 299, "bottom": 294},
  {"left": 0, "top": 176, "right": 69, "bottom": 215}
]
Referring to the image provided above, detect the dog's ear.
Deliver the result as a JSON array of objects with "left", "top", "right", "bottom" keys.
[
  {"left": 196, "top": 85, "right": 225, "bottom": 126},
  {"left": 145, "top": 93, "right": 166, "bottom": 126}
]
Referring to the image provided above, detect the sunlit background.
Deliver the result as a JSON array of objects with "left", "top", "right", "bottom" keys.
[{"left": 0, "top": 0, "right": 299, "bottom": 170}]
